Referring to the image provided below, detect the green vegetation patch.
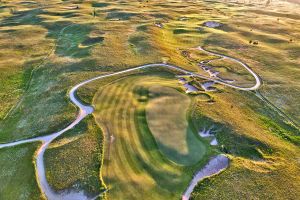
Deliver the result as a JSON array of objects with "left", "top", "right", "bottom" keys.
[
  {"left": 54, "top": 24, "right": 92, "bottom": 57},
  {"left": 259, "top": 115, "right": 300, "bottom": 146},
  {"left": 128, "top": 35, "right": 153, "bottom": 54},
  {"left": 136, "top": 24, "right": 148, "bottom": 32},
  {"left": 150, "top": 13, "right": 170, "bottom": 19},
  {"left": 0, "top": 142, "right": 41, "bottom": 200},
  {"left": 0, "top": 59, "right": 76, "bottom": 142},
  {"left": 0, "top": 8, "right": 43, "bottom": 26},
  {"left": 81, "top": 36, "right": 104, "bottom": 46},
  {"left": 42, "top": 11, "right": 80, "bottom": 18},
  {"left": 45, "top": 116, "right": 105, "bottom": 196},
  {"left": 173, "top": 28, "right": 197, "bottom": 34}
]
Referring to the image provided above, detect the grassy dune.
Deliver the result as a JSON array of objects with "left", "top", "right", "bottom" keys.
[{"left": 93, "top": 75, "right": 212, "bottom": 200}]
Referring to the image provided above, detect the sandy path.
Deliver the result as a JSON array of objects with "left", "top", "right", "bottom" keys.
[{"left": 0, "top": 47, "right": 260, "bottom": 199}]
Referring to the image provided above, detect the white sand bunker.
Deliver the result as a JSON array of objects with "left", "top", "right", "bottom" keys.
[
  {"left": 210, "top": 138, "right": 218, "bottom": 146},
  {"left": 201, "top": 81, "right": 217, "bottom": 92},
  {"left": 198, "top": 127, "right": 217, "bottom": 142},
  {"left": 182, "top": 155, "right": 229, "bottom": 200},
  {"left": 203, "top": 21, "right": 222, "bottom": 28},
  {"left": 55, "top": 191, "right": 89, "bottom": 200},
  {"left": 199, "top": 127, "right": 214, "bottom": 137},
  {"left": 181, "top": 126, "right": 225, "bottom": 199},
  {"left": 183, "top": 83, "right": 198, "bottom": 93}
]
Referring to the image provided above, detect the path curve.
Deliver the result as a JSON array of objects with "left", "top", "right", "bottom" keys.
[
  {"left": 198, "top": 46, "right": 262, "bottom": 91},
  {"left": 0, "top": 47, "right": 261, "bottom": 199}
]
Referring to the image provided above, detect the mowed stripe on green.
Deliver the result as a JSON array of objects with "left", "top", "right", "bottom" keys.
[
  {"left": 93, "top": 75, "right": 207, "bottom": 200},
  {"left": 97, "top": 81, "right": 141, "bottom": 192},
  {"left": 109, "top": 81, "right": 152, "bottom": 199}
]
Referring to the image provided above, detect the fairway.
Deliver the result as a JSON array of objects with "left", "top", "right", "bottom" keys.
[{"left": 93, "top": 75, "right": 208, "bottom": 200}]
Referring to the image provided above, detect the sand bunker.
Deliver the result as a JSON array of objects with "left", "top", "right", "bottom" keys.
[
  {"left": 182, "top": 155, "right": 229, "bottom": 200},
  {"left": 203, "top": 21, "right": 222, "bottom": 28}
]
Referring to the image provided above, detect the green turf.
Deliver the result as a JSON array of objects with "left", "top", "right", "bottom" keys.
[{"left": 145, "top": 85, "right": 206, "bottom": 165}]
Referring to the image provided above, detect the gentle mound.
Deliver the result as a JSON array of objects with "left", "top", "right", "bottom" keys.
[{"left": 146, "top": 86, "right": 206, "bottom": 165}]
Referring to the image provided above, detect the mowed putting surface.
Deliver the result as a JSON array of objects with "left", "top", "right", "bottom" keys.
[
  {"left": 146, "top": 86, "right": 206, "bottom": 165},
  {"left": 93, "top": 75, "right": 207, "bottom": 200}
]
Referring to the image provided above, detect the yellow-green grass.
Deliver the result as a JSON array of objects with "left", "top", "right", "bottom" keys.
[
  {"left": 93, "top": 74, "right": 213, "bottom": 200},
  {"left": 0, "top": 142, "right": 41, "bottom": 200},
  {"left": 0, "top": 24, "right": 53, "bottom": 119},
  {"left": 0, "top": 0, "right": 298, "bottom": 144},
  {"left": 195, "top": 1, "right": 300, "bottom": 124}
]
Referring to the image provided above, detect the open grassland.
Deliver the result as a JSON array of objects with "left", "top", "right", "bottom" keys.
[
  {"left": 0, "top": 22, "right": 53, "bottom": 120},
  {"left": 93, "top": 74, "right": 214, "bottom": 200},
  {"left": 0, "top": 0, "right": 299, "bottom": 199}
]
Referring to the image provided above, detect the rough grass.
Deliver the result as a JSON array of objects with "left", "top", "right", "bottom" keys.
[
  {"left": 205, "top": 58, "right": 256, "bottom": 85},
  {"left": 0, "top": 25, "right": 52, "bottom": 119}
]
